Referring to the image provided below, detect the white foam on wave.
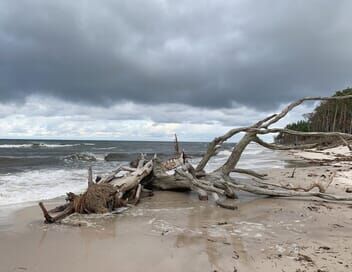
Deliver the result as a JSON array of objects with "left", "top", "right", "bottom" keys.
[
  {"left": 93, "top": 147, "right": 116, "bottom": 150},
  {"left": 63, "top": 152, "right": 97, "bottom": 162},
  {"left": 0, "top": 169, "right": 87, "bottom": 206},
  {"left": 35, "top": 143, "right": 81, "bottom": 148},
  {"left": 0, "top": 143, "right": 85, "bottom": 149},
  {"left": 0, "top": 144, "right": 33, "bottom": 148}
]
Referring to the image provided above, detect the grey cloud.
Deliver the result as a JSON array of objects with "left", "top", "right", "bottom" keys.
[
  {"left": 1, "top": 0, "right": 352, "bottom": 110},
  {"left": 0, "top": 95, "right": 271, "bottom": 127},
  {"left": 1, "top": 95, "right": 315, "bottom": 133}
]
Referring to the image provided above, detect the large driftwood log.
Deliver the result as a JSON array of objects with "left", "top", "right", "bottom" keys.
[
  {"left": 152, "top": 159, "right": 192, "bottom": 191},
  {"left": 39, "top": 94, "right": 352, "bottom": 223}
]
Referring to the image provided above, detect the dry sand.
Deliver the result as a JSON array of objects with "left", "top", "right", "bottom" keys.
[{"left": 1, "top": 150, "right": 352, "bottom": 272}]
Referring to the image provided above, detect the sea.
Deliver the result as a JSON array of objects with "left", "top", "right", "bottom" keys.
[{"left": 0, "top": 139, "right": 287, "bottom": 208}]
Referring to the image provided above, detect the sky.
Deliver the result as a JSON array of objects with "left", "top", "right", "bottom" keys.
[{"left": 0, "top": 0, "right": 351, "bottom": 141}]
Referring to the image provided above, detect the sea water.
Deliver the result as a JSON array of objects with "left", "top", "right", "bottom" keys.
[{"left": 0, "top": 139, "right": 286, "bottom": 207}]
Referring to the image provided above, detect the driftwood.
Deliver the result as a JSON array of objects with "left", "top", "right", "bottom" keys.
[
  {"left": 339, "top": 135, "right": 352, "bottom": 151},
  {"left": 232, "top": 168, "right": 268, "bottom": 180},
  {"left": 39, "top": 156, "right": 153, "bottom": 223},
  {"left": 39, "top": 94, "right": 352, "bottom": 223},
  {"left": 38, "top": 137, "right": 183, "bottom": 223},
  {"left": 39, "top": 183, "right": 119, "bottom": 223}
]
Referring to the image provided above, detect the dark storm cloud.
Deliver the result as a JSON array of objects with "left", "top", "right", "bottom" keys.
[{"left": 1, "top": 0, "right": 352, "bottom": 110}]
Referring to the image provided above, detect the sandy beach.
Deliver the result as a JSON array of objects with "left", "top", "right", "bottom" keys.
[
  {"left": 1, "top": 148, "right": 352, "bottom": 272},
  {"left": 2, "top": 1, "right": 352, "bottom": 270}
]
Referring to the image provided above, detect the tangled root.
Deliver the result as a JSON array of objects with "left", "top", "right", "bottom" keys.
[{"left": 68, "top": 184, "right": 118, "bottom": 214}]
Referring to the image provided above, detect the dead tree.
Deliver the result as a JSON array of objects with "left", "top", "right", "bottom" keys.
[
  {"left": 39, "top": 95, "right": 352, "bottom": 223},
  {"left": 149, "top": 95, "right": 352, "bottom": 207}
]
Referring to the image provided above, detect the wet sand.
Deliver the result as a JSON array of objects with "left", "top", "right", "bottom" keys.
[{"left": 1, "top": 163, "right": 352, "bottom": 271}]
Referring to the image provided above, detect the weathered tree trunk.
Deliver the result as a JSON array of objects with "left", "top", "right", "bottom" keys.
[
  {"left": 333, "top": 104, "right": 338, "bottom": 132},
  {"left": 219, "top": 132, "right": 255, "bottom": 175},
  {"left": 108, "top": 160, "right": 153, "bottom": 192}
]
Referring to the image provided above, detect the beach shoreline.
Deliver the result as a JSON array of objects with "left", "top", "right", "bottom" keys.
[{"left": 1, "top": 149, "right": 352, "bottom": 272}]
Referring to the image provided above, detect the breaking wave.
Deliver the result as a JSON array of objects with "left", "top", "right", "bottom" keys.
[
  {"left": 64, "top": 152, "right": 97, "bottom": 162},
  {"left": 0, "top": 143, "right": 81, "bottom": 148},
  {"left": 0, "top": 169, "right": 87, "bottom": 206},
  {"left": 0, "top": 144, "right": 33, "bottom": 148},
  {"left": 0, "top": 142, "right": 97, "bottom": 149}
]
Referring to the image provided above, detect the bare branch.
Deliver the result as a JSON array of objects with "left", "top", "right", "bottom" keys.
[
  {"left": 290, "top": 168, "right": 296, "bottom": 178},
  {"left": 260, "top": 171, "right": 335, "bottom": 193},
  {"left": 175, "top": 169, "right": 225, "bottom": 195},
  {"left": 261, "top": 95, "right": 352, "bottom": 128},
  {"left": 338, "top": 135, "right": 352, "bottom": 151},
  {"left": 254, "top": 113, "right": 277, "bottom": 127},
  {"left": 252, "top": 128, "right": 352, "bottom": 139},
  {"left": 253, "top": 172, "right": 336, "bottom": 194},
  {"left": 232, "top": 168, "right": 268, "bottom": 180},
  {"left": 195, "top": 115, "right": 278, "bottom": 172},
  {"left": 39, "top": 202, "right": 74, "bottom": 224},
  {"left": 226, "top": 179, "right": 352, "bottom": 201},
  {"left": 121, "top": 166, "right": 138, "bottom": 172},
  {"left": 98, "top": 165, "right": 125, "bottom": 184},
  {"left": 137, "top": 153, "right": 146, "bottom": 168},
  {"left": 133, "top": 184, "right": 142, "bottom": 205},
  {"left": 213, "top": 95, "right": 352, "bottom": 176},
  {"left": 279, "top": 181, "right": 326, "bottom": 193},
  {"left": 195, "top": 127, "right": 250, "bottom": 172},
  {"left": 110, "top": 160, "right": 154, "bottom": 192},
  {"left": 174, "top": 133, "right": 180, "bottom": 155},
  {"left": 211, "top": 192, "right": 237, "bottom": 210},
  {"left": 252, "top": 136, "right": 318, "bottom": 150}
]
